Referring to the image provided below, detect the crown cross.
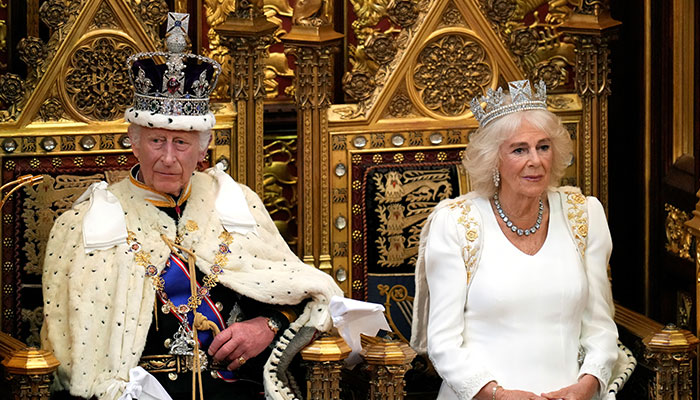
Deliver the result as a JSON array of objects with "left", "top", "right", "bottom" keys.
[
  {"left": 469, "top": 80, "right": 547, "bottom": 128},
  {"left": 167, "top": 13, "right": 189, "bottom": 38}
]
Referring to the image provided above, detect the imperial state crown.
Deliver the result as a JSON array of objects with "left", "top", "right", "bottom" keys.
[{"left": 124, "top": 12, "right": 222, "bottom": 131}]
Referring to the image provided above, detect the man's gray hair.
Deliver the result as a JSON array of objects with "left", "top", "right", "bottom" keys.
[
  {"left": 127, "top": 124, "right": 211, "bottom": 152},
  {"left": 462, "top": 109, "right": 573, "bottom": 197}
]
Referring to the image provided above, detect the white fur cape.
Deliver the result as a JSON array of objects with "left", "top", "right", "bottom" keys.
[{"left": 41, "top": 171, "right": 343, "bottom": 399}]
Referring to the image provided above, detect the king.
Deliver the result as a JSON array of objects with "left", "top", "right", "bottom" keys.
[{"left": 41, "top": 12, "right": 342, "bottom": 400}]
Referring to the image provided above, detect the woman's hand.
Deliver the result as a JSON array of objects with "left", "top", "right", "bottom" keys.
[
  {"left": 541, "top": 374, "right": 598, "bottom": 400},
  {"left": 498, "top": 389, "right": 548, "bottom": 400},
  {"left": 475, "top": 382, "right": 547, "bottom": 400}
]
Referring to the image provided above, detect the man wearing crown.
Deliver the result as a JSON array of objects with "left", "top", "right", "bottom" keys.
[{"left": 41, "top": 13, "right": 342, "bottom": 400}]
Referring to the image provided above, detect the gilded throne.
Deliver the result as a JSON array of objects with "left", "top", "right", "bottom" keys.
[{"left": 0, "top": 0, "right": 696, "bottom": 399}]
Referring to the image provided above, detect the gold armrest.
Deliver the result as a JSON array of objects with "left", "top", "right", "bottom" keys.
[
  {"left": 301, "top": 335, "right": 351, "bottom": 400},
  {"left": 616, "top": 303, "right": 700, "bottom": 400},
  {"left": 0, "top": 332, "right": 60, "bottom": 400},
  {"left": 360, "top": 334, "right": 416, "bottom": 400}
]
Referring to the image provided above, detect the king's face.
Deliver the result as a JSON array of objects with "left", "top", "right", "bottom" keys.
[{"left": 130, "top": 127, "right": 207, "bottom": 196}]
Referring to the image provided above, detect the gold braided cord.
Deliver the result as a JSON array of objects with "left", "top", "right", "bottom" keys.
[{"left": 0, "top": 175, "right": 43, "bottom": 209}]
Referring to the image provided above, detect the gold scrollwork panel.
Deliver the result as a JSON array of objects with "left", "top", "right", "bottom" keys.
[
  {"left": 407, "top": 28, "right": 496, "bottom": 120},
  {"left": 58, "top": 31, "right": 137, "bottom": 122},
  {"left": 263, "top": 136, "right": 298, "bottom": 248},
  {"left": 665, "top": 203, "right": 693, "bottom": 261}
]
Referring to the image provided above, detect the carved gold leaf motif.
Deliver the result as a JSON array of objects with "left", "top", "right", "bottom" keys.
[
  {"left": 413, "top": 34, "right": 492, "bottom": 116},
  {"left": 64, "top": 37, "right": 135, "bottom": 121},
  {"left": 263, "top": 137, "right": 298, "bottom": 245},
  {"left": 665, "top": 204, "right": 693, "bottom": 261}
]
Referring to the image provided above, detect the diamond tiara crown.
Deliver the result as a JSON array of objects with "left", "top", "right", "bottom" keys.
[
  {"left": 469, "top": 80, "right": 547, "bottom": 128},
  {"left": 126, "top": 13, "right": 221, "bottom": 119}
]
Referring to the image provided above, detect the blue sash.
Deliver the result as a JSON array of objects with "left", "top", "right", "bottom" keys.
[{"left": 160, "top": 253, "right": 236, "bottom": 381}]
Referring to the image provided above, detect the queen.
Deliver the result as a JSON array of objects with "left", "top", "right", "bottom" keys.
[{"left": 411, "top": 80, "right": 620, "bottom": 400}]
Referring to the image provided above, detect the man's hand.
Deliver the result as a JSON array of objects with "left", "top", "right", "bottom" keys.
[
  {"left": 541, "top": 374, "right": 598, "bottom": 400},
  {"left": 207, "top": 316, "right": 275, "bottom": 370}
]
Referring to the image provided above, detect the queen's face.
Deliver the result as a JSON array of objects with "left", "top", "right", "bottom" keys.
[
  {"left": 497, "top": 120, "right": 553, "bottom": 199},
  {"left": 130, "top": 127, "right": 208, "bottom": 196}
]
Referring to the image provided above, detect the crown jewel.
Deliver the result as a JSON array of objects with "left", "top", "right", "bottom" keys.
[
  {"left": 469, "top": 80, "right": 547, "bottom": 128},
  {"left": 125, "top": 13, "right": 221, "bottom": 131}
]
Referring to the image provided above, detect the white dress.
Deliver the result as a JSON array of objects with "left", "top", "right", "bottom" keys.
[{"left": 422, "top": 190, "right": 618, "bottom": 400}]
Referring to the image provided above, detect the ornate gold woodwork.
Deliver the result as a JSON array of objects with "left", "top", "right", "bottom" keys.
[
  {"left": 300, "top": 335, "right": 351, "bottom": 400},
  {"left": 685, "top": 190, "right": 700, "bottom": 379},
  {"left": 204, "top": 0, "right": 297, "bottom": 100},
  {"left": 410, "top": 31, "right": 492, "bottom": 118},
  {"left": 343, "top": 0, "right": 583, "bottom": 119},
  {"left": 1, "top": 338, "right": 59, "bottom": 400},
  {"left": 644, "top": 324, "right": 699, "bottom": 400},
  {"left": 677, "top": 292, "right": 692, "bottom": 331},
  {"left": 0, "top": 18, "right": 7, "bottom": 69},
  {"left": 664, "top": 203, "right": 693, "bottom": 261},
  {"left": 283, "top": 24, "right": 342, "bottom": 270},
  {"left": 361, "top": 334, "right": 416, "bottom": 400},
  {"left": 216, "top": 5, "right": 276, "bottom": 195},
  {"left": 560, "top": 3, "right": 620, "bottom": 208},
  {"left": 62, "top": 34, "right": 136, "bottom": 122},
  {"left": 129, "top": 0, "right": 169, "bottom": 46},
  {"left": 263, "top": 136, "right": 298, "bottom": 246},
  {"left": 476, "top": 0, "right": 579, "bottom": 89}
]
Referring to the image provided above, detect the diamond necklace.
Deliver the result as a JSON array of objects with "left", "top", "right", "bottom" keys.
[{"left": 493, "top": 193, "right": 543, "bottom": 236}]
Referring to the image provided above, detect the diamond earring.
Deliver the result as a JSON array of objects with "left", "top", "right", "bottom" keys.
[{"left": 493, "top": 169, "right": 500, "bottom": 188}]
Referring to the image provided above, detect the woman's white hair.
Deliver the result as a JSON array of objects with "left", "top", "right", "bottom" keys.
[
  {"left": 127, "top": 124, "right": 211, "bottom": 152},
  {"left": 463, "top": 109, "right": 573, "bottom": 197}
]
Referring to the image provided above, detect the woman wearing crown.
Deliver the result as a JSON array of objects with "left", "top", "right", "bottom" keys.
[{"left": 411, "top": 80, "right": 620, "bottom": 400}]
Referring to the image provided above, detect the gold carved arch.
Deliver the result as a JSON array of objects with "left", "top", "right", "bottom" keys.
[
  {"left": 337, "top": 0, "right": 526, "bottom": 126},
  {"left": 13, "top": 0, "right": 161, "bottom": 128}
]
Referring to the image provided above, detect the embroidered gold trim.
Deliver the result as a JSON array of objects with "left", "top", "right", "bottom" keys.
[
  {"left": 450, "top": 199, "right": 480, "bottom": 285},
  {"left": 565, "top": 191, "right": 588, "bottom": 257},
  {"left": 129, "top": 169, "right": 192, "bottom": 207}
]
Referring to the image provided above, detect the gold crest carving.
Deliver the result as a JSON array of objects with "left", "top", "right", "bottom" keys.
[
  {"left": 412, "top": 33, "right": 492, "bottom": 117},
  {"left": 62, "top": 36, "right": 136, "bottom": 122},
  {"left": 665, "top": 204, "right": 693, "bottom": 261}
]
